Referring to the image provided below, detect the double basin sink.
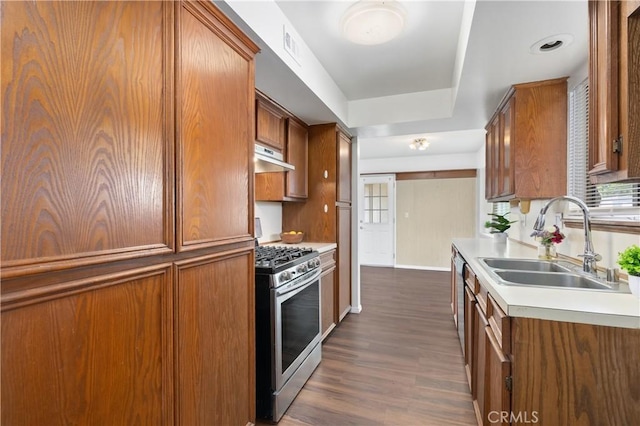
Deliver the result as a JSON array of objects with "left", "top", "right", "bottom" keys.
[{"left": 479, "top": 258, "right": 630, "bottom": 293}]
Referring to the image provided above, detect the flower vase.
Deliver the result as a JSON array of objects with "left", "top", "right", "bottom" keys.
[
  {"left": 538, "top": 244, "right": 556, "bottom": 260},
  {"left": 628, "top": 275, "right": 640, "bottom": 299}
]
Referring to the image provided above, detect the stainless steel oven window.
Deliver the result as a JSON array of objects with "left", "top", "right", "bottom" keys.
[{"left": 272, "top": 270, "right": 321, "bottom": 390}]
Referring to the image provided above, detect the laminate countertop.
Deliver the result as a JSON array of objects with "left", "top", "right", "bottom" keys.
[{"left": 453, "top": 237, "right": 640, "bottom": 329}]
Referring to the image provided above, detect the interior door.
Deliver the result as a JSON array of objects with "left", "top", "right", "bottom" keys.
[{"left": 358, "top": 175, "right": 395, "bottom": 266}]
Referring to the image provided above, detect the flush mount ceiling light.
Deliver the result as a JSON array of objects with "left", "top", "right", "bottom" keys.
[
  {"left": 341, "top": 0, "right": 406, "bottom": 46},
  {"left": 529, "top": 34, "right": 574, "bottom": 54},
  {"left": 409, "top": 138, "right": 429, "bottom": 151}
]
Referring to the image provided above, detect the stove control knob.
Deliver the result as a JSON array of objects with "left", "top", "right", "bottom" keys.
[
  {"left": 279, "top": 271, "right": 291, "bottom": 282},
  {"left": 307, "top": 259, "right": 319, "bottom": 269},
  {"left": 296, "top": 264, "right": 307, "bottom": 273}
]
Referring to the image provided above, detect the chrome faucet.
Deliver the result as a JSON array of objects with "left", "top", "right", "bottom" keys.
[{"left": 532, "top": 196, "right": 602, "bottom": 275}]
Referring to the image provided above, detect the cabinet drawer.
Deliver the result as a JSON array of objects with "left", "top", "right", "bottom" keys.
[
  {"left": 475, "top": 277, "right": 488, "bottom": 314},
  {"left": 319, "top": 249, "right": 336, "bottom": 271},
  {"left": 487, "top": 293, "right": 510, "bottom": 353},
  {"left": 464, "top": 266, "right": 479, "bottom": 293}
]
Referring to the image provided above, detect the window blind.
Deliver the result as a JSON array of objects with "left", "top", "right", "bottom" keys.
[{"left": 567, "top": 78, "right": 640, "bottom": 223}]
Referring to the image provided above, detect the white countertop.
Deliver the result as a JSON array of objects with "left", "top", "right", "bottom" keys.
[
  {"left": 262, "top": 241, "right": 337, "bottom": 254},
  {"left": 453, "top": 237, "right": 640, "bottom": 329}
]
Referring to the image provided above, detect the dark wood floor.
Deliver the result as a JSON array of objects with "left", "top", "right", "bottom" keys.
[{"left": 274, "top": 266, "right": 476, "bottom": 426}]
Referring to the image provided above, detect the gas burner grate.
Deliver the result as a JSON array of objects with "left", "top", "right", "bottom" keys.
[{"left": 255, "top": 246, "right": 315, "bottom": 270}]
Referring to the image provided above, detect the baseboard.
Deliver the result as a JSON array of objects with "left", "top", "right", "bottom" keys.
[{"left": 394, "top": 264, "right": 451, "bottom": 272}]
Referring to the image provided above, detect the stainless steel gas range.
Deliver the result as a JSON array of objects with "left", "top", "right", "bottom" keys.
[{"left": 255, "top": 245, "right": 322, "bottom": 422}]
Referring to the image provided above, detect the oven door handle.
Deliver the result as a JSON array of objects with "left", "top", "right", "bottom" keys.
[{"left": 275, "top": 268, "right": 322, "bottom": 297}]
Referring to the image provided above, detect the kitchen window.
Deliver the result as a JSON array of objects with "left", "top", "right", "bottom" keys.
[{"left": 566, "top": 78, "right": 640, "bottom": 232}]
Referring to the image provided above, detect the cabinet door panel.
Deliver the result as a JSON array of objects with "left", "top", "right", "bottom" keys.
[
  {"left": 337, "top": 132, "right": 352, "bottom": 203},
  {"left": 589, "top": 0, "right": 620, "bottom": 176},
  {"left": 1, "top": 1, "right": 173, "bottom": 276},
  {"left": 484, "top": 327, "right": 511, "bottom": 426},
  {"left": 286, "top": 118, "right": 309, "bottom": 198},
  {"left": 178, "top": 3, "right": 253, "bottom": 250},
  {"left": 320, "top": 267, "right": 336, "bottom": 340},
  {"left": 499, "top": 98, "right": 515, "bottom": 197},
  {"left": 464, "top": 285, "right": 476, "bottom": 390},
  {"left": 337, "top": 206, "right": 351, "bottom": 321},
  {"left": 256, "top": 97, "right": 285, "bottom": 151},
  {"left": 1, "top": 266, "right": 172, "bottom": 425},
  {"left": 175, "top": 250, "right": 254, "bottom": 425},
  {"left": 473, "top": 304, "right": 489, "bottom": 423}
]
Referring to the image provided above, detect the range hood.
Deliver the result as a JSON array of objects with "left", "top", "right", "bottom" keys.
[{"left": 254, "top": 144, "right": 295, "bottom": 173}]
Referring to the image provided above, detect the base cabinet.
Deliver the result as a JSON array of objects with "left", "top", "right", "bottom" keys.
[
  {"left": 456, "top": 244, "right": 640, "bottom": 426},
  {"left": 175, "top": 251, "right": 254, "bottom": 425},
  {"left": 320, "top": 250, "right": 337, "bottom": 340}
]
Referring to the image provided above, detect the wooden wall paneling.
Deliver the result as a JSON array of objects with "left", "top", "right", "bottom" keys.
[
  {"left": 0, "top": 0, "right": 175, "bottom": 278},
  {"left": 511, "top": 317, "right": 640, "bottom": 425},
  {"left": 174, "top": 248, "right": 255, "bottom": 425},
  {"left": 176, "top": 0, "right": 258, "bottom": 252},
  {"left": 395, "top": 169, "right": 477, "bottom": 180},
  {"left": 1, "top": 265, "right": 174, "bottom": 425}
]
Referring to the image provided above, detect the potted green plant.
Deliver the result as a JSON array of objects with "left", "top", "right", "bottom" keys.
[
  {"left": 484, "top": 212, "right": 516, "bottom": 243},
  {"left": 618, "top": 244, "right": 640, "bottom": 298}
]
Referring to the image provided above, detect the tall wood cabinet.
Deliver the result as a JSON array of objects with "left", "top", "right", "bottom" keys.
[
  {"left": 485, "top": 77, "right": 568, "bottom": 202},
  {"left": 588, "top": 0, "right": 640, "bottom": 183},
  {"left": 282, "top": 123, "right": 352, "bottom": 323},
  {"left": 1, "top": 1, "right": 259, "bottom": 425}
]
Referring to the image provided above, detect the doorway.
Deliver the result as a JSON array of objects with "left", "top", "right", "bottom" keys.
[{"left": 358, "top": 175, "right": 395, "bottom": 266}]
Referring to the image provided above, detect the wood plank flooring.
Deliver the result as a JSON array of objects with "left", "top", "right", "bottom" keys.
[{"left": 273, "top": 266, "right": 476, "bottom": 426}]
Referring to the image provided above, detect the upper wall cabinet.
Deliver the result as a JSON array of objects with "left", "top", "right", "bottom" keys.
[
  {"left": 485, "top": 77, "right": 568, "bottom": 202},
  {"left": 255, "top": 94, "right": 309, "bottom": 201},
  {"left": 177, "top": 0, "right": 257, "bottom": 251},
  {"left": 255, "top": 93, "right": 286, "bottom": 151},
  {"left": 588, "top": 0, "right": 640, "bottom": 183},
  {"left": 0, "top": 1, "right": 174, "bottom": 278}
]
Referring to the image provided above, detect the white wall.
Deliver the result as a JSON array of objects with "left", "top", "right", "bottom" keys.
[
  {"left": 360, "top": 152, "right": 478, "bottom": 174},
  {"left": 255, "top": 201, "right": 282, "bottom": 243}
]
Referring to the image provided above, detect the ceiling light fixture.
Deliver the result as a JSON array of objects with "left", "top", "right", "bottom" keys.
[
  {"left": 409, "top": 138, "right": 429, "bottom": 151},
  {"left": 341, "top": 0, "right": 406, "bottom": 46}
]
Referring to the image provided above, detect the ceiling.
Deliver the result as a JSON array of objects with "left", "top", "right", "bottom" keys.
[{"left": 219, "top": 0, "right": 589, "bottom": 161}]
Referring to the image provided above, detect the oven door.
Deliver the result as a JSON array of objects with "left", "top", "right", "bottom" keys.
[{"left": 272, "top": 268, "right": 322, "bottom": 391}]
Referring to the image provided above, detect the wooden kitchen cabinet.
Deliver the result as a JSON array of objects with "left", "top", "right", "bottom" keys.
[
  {"left": 320, "top": 249, "right": 337, "bottom": 340},
  {"left": 1, "top": 1, "right": 258, "bottom": 424},
  {"left": 485, "top": 77, "right": 568, "bottom": 201},
  {"left": 337, "top": 205, "right": 352, "bottom": 321},
  {"left": 256, "top": 92, "right": 286, "bottom": 151},
  {"left": 174, "top": 250, "right": 254, "bottom": 425},
  {"left": 588, "top": 0, "right": 640, "bottom": 183},
  {"left": 255, "top": 100, "right": 309, "bottom": 202},
  {"left": 283, "top": 123, "right": 353, "bottom": 324}
]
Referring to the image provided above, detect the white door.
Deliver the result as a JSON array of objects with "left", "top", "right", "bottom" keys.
[{"left": 359, "top": 175, "right": 395, "bottom": 266}]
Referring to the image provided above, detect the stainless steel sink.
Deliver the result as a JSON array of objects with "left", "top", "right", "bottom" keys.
[
  {"left": 494, "top": 270, "right": 618, "bottom": 291},
  {"left": 478, "top": 257, "right": 630, "bottom": 293},
  {"left": 481, "top": 258, "right": 571, "bottom": 273}
]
